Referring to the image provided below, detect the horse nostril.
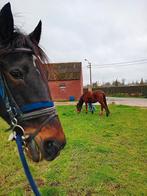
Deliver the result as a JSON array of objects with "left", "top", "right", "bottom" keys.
[
  {"left": 47, "top": 141, "right": 53, "bottom": 148},
  {"left": 60, "top": 141, "right": 66, "bottom": 149},
  {"left": 46, "top": 141, "right": 57, "bottom": 153},
  {"left": 43, "top": 140, "right": 61, "bottom": 161}
]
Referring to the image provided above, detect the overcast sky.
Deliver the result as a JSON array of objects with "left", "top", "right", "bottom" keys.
[{"left": 1, "top": 0, "right": 147, "bottom": 85}]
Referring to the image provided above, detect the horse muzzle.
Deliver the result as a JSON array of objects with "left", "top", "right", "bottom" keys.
[
  {"left": 41, "top": 140, "right": 66, "bottom": 161},
  {"left": 25, "top": 138, "right": 66, "bottom": 162}
]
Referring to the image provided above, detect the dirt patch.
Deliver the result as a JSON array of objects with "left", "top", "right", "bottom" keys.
[{"left": 49, "top": 181, "right": 61, "bottom": 187}]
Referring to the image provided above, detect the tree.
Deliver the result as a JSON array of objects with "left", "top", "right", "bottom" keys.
[
  {"left": 140, "top": 78, "right": 144, "bottom": 85},
  {"left": 112, "top": 79, "right": 121, "bottom": 87}
]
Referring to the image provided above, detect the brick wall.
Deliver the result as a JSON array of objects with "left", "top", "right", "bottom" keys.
[{"left": 48, "top": 79, "right": 83, "bottom": 101}]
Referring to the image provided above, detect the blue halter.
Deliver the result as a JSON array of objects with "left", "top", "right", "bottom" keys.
[
  {"left": 20, "top": 101, "right": 54, "bottom": 113},
  {"left": 0, "top": 74, "right": 5, "bottom": 98}
]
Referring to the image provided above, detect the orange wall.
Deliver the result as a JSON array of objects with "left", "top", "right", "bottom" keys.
[{"left": 48, "top": 79, "right": 83, "bottom": 101}]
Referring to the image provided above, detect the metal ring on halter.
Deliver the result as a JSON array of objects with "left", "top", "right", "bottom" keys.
[
  {"left": 8, "top": 124, "right": 25, "bottom": 141},
  {"left": 13, "top": 125, "right": 25, "bottom": 137},
  {"left": 11, "top": 117, "right": 18, "bottom": 126}
]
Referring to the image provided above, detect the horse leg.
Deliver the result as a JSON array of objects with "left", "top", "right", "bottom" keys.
[
  {"left": 99, "top": 104, "right": 104, "bottom": 116},
  {"left": 99, "top": 100, "right": 108, "bottom": 116},
  {"left": 85, "top": 102, "right": 88, "bottom": 114},
  {"left": 91, "top": 105, "right": 94, "bottom": 114},
  {"left": 102, "top": 94, "right": 110, "bottom": 116},
  {"left": 89, "top": 102, "right": 94, "bottom": 114},
  {"left": 101, "top": 101, "right": 109, "bottom": 117}
]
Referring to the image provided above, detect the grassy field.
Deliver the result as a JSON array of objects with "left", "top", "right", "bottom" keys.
[{"left": 0, "top": 105, "right": 147, "bottom": 195}]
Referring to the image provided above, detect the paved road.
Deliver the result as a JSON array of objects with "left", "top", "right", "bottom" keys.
[
  {"left": 55, "top": 97, "right": 147, "bottom": 107},
  {"left": 107, "top": 97, "right": 147, "bottom": 107}
]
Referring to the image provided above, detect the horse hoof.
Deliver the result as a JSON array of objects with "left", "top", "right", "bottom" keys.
[{"left": 106, "top": 112, "right": 110, "bottom": 117}]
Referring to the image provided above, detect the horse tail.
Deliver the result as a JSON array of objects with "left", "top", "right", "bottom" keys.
[{"left": 103, "top": 93, "right": 110, "bottom": 116}]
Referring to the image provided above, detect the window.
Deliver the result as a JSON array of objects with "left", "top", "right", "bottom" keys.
[{"left": 59, "top": 83, "right": 66, "bottom": 89}]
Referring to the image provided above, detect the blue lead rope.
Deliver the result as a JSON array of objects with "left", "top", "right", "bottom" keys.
[{"left": 15, "top": 134, "right": 41, "bottom": 196}]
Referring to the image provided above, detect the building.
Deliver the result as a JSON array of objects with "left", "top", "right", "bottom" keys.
[{"left": 47, "top": 62, "right": 83, "bottom": 101}]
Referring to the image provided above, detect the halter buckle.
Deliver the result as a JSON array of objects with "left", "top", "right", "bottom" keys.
[{"left": 13, "top": 125, "right": 24, "bottom": 136}]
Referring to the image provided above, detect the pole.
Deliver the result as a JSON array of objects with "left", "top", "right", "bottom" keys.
[
  {"left": 84, "top": 59, "right": 93, "bottom": 111},
  {"left": 89, "top": 62, "right": 92, "bottom": 88},
  {"left": 85, "top": 59, "right": 92, "bottom": 91}
]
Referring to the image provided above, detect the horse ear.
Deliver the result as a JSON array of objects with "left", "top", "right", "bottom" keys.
[
  {"left": 0, "top": 3, "right": 14, "bottom": 42},
  {"left": 29, "top": 20, "right": 42, "bottom": 44}
]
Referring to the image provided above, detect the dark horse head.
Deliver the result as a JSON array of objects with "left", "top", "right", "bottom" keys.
[
  {"left": 76, "top": 95, "right": 84, "bottom": 112},
  {"left": 0, "top": 3, "right": 66, "bottom": 162}
]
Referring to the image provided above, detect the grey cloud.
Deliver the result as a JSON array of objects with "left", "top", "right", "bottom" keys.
[{"left": 1, "top": 0, "right": 147, "bottom": 84}]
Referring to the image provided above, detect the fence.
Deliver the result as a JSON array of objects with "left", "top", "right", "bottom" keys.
[{"left": 83, "top": 85, "right": 147, "bottom": 97}]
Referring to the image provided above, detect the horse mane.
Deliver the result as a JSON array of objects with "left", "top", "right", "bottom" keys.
[{"left": 0, "top": 28, "right": 48, "bottom": 64}]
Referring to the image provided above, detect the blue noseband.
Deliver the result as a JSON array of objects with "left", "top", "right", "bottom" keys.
[{"left": 20, "top": 101, "right": 54, "bottom": 113}]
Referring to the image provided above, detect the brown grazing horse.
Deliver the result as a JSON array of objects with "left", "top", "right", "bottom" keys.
[
  {"left": 0, "top": 3, "right": 66, "bottom": 162},
  {"left": 76, "top": 90, "right": 110, "bottom": 116}
]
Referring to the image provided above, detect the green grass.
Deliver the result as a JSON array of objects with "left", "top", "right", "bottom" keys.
[{"left": 0, "top": 105, "right": 147, "bottom": 195}]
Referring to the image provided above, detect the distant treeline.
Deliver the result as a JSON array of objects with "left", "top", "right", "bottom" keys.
[{"left": 84, "top": 85, "right": 147, "bottom": 98}]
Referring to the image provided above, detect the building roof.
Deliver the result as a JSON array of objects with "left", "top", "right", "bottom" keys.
[{"left": 47, "top": 62, "right": 82, "bottom": 81}]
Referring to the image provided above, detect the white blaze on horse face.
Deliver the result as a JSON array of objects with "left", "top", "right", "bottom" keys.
[
  {"left": 33, "top": 55, "right": 41, "bottom": 75},
  {"left": 33, "top": 55, "right": 37, "bottom": 67}
]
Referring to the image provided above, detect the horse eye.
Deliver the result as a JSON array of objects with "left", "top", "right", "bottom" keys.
[{"left": 10, "top": 69, "right": 24, "bottom": 80}]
